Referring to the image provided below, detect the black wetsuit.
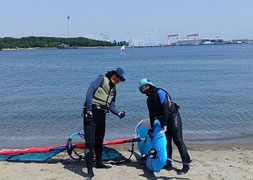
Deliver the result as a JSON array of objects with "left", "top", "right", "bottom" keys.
[
  {"left": 83, "top": 76, "right": 121, "bottom": 171},
  {"left": 146, "top": 86, "right": 191, "bottom": 164},
  {"left": 83, "top": 108, "right": 106, "bottom": 168}
]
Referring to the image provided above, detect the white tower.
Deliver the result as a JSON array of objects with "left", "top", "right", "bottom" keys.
[{"left": 67, "top": 16, "right": 70, "bottom": 38}]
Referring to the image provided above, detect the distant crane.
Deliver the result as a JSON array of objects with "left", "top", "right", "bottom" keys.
[{"left": 167, "top": 34, "right": 180, "bottom": 45}]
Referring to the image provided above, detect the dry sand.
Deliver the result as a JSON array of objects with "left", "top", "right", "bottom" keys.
[{"left": 0, "top": 143, "right": 253, "bottom": 180}]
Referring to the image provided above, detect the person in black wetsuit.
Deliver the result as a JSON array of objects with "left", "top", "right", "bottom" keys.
[
  {"left": 83, "top": 67, "right": 126, "bottom": 179},
  {"left": 139, "top": 78, "right": 191, "bottom": 174}
]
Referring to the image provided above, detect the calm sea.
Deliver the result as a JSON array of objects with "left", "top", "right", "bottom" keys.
[{"left": 0, "top": 45, "right": 253, "bottom": 148}]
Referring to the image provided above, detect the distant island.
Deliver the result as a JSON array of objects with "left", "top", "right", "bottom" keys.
[{"left": 0, "top": 36, "right": 128, "bottom": 49}]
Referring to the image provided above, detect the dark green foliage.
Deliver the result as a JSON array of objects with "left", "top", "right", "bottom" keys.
[{"left": 0, "top": 36, "right": 128, "bottom": 49}]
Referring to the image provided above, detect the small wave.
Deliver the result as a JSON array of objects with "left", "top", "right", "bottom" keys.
[
  {"left": 0, "top": 136, "right": 61, "bottom": 141},
  {"left": 187, "top": 133, "right": 253, "bottom": 142},
  {"left": 185, "top": 130, "right": 221, "bottom": 134}
]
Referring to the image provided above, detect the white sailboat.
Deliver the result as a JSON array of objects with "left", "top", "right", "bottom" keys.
[{"left": 120, "top": 45, "right": 125, "bottom": 52}]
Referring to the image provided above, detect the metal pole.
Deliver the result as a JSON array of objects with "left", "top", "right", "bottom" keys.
[{"left": 67, "top": 16, "right": 70, "bottom": 38}]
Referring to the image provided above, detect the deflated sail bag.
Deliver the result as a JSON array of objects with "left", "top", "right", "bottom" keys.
[
  {"left": 145, "top": 120, "right": 167, "bottom": 172},
  {"left": 135, "top": 119, "right": 152, "bottom": 156},
  {"left": 135, "top": 119, "right": 167, "bottom": 172}
]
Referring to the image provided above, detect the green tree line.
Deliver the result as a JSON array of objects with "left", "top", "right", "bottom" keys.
[{"left": 0, "top": 36, "right": 128, "bottom": 49}]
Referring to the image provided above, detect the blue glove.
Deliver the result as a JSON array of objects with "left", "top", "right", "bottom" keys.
[{"left": 118, "top": 111, "right": 126, "bottom": 119}]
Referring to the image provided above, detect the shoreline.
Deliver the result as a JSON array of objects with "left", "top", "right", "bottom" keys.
[
  {"left": 187, "top": 142, "right": 253, "bottom": 150},
  {"left": 101, "top": 142, "right": 253, "bottom": 151},
  {"left": 1, "top": 141, "right": 253, "bottom": 151},
  {"left": 1, "top": 46, "right": 122, "bottom": 51},
  {"left": 1, "top": 43, "right": 253, "bottom": 51}
]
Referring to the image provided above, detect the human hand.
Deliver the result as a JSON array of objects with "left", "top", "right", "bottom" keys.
[
  {"left": 159, "top": 126, "right": 167, "bottom": 134},
  {"left": 159, "top": 129, "right": 166, "bottom": 134},
  {"left": 147, "top": 128, "right": 154, "bottom": 138},
  {"left": 85, "top": 111, "right": 93, "bottom": 124},
  {"left": 118, "top": 110, "right": 126, "bottom": 119}
]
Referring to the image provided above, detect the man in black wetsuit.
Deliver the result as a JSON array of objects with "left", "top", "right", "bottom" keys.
[
  {"left": 83, "top": 67, "right": 126, "bottom": 179},
  {"left": 139, "top": 78, "right": 191, "bottom": 174}
]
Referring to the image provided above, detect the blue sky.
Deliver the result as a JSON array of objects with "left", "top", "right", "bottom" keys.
[{"left": 1, "top": 0, "right": 253, "bottom": 44}]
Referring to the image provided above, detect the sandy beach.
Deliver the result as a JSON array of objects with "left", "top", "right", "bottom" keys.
[{"left": 1, "top": 143, "right": 253, "bottom": 180}]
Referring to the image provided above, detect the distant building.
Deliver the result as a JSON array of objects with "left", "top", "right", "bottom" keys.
[
  {"left": 168, "top": 33, "right": 225, "bottom": 46},
  {"left": 177, "top": 39, "right": 202, "bottom": 46},
  {"left": 232, "top": 39, "right": 249, "bottom": 44},
  {"left": 57, "top": 43, "right": 70, "bottom": 49},
  {"left": 201, "top": 38, "right": 224, "bottom": 45}
]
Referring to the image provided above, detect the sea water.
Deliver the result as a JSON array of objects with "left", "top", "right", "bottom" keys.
[{"left": 0, "top": 45, "right": 253, "bottom": 147}]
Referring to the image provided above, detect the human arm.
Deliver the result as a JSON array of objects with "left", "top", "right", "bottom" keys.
[
  {"left": 109, "top": 96, "right": 119, "bottom": 115},
  {"left": 109, "top": 95, "right": 126, "bottom": 119},
  {"left": 157, "top": 89, "right": 170, "bottom": 132},
  {"left": 147, "top": 97, "right": 156, "bottom": 128}
]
